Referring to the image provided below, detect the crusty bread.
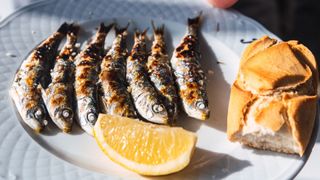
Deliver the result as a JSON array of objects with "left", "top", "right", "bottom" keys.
[{"left": 227, "top": 36, "right": 318, "bottom": 156}]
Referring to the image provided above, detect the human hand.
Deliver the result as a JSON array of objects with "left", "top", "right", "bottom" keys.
[{"left": 207, "top": 0, "right": 238, "bottom": 8}]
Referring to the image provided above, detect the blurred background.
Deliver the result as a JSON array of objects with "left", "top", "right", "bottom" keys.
[{"left": 233, "top": 0, "right": 320, "bottom": 69}]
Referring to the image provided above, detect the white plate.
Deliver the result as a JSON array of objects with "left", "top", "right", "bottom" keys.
[{"left": 0, "top": 0, "right": 318, "bottom": 179}]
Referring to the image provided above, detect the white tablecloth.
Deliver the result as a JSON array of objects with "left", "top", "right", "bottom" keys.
[{"left": 0, "top": 0, "right": 318, "bottom": 179}]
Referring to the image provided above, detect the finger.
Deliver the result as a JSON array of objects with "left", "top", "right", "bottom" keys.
[{"left": 207, "top": 0, "right": 238, "bottom": 8}]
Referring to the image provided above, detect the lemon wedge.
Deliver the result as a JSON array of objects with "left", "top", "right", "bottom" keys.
[{"left": 93, "top": 114, "right": 197, "bottom": 176}]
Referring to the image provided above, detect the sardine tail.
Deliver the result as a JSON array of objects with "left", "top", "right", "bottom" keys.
[
  {"left": 68, "top": 23, "right": 80, "bottom": 36},
  {"left": 188, "top": 11, "right": 203, "bottom": 28},
  {"left": 151, "top": 21, "right": 164, "bottom": 35},
  {"left": 115, "top": 23, "right": 130, "bottom": 35},
  {"left": 134, "top": 28, "right": 149, "bottom": 40},
  {"left": 57, "top": 22, "right": 70, "bottom": 34},
  {"left": 99, "top": 22, "right": 114, "bottom": 34}
]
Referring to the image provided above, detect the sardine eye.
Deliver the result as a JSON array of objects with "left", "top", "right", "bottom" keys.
[
  {"left": 137, "top": 81, "right": 144, "bottom": 88},
  {"left": 61, "top": 109, "right": 72, "bottom": 119},
  {"left": 196, "top": 101, "right": 206, "bottom": 110},
  {"left": 152, "top": 104, "right": 164, "bottom": 113},
  {"left": 86, "top": 112, "right": 97, "bottom": 122},
  {"left": 34, "top": 107, "right": 44, "bottom": 120}
]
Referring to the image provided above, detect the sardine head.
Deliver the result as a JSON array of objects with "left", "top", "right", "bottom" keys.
[
  {"left": 77, "top": 96, "right": 98, "bottom": 136},
  {"left": 145, "top": 103, "right": 168, "bottom": 124},
  {"left": 26, "top": 105, "right": 48, "bottom": 132},
  {"left": 86, "top": 109, "right": 98, "bottom": 123},
  {"left": 186, "top": 100, "right": 210, "bottom": 120},
  {"left": 54, "top": 107, "right": 74, "bottom": 133},
  {"left": 80, "top": 109, "right": 97, "bottom": 136}
]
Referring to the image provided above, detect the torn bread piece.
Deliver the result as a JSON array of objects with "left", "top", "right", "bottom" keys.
[{"left": 227, "top": 36, "right": 318, "bottom": 156}]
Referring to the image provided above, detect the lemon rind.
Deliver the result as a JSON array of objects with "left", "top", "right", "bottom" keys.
[{"left": 93, "top": 117, "right": 197, "bottom": 176}]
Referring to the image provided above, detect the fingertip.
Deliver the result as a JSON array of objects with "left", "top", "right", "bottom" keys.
[{"left": 207, "top": 0, "right": 238, "bottom": 9}]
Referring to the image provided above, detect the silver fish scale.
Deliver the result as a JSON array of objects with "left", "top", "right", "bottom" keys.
[
  {"left": 42, "top": 25, "right": 79, "bottom": 133},
  {"left": 75, "top": 23, "right": 112, "bottom": 135},
  {"left": 127, "top": 33, "right": 169, "bottom": 124},
  {"left": 50, "top": 59, "right": 74, "bottom": 83},
  {"left": 99, "top": 50, "right": 136, "bottom": 117},
  {"left": 170, "top": 15, "right": 210, "bottom": 120},
  {"left": 11, "top": 24, "right": 68, "bottom": 132},
  {"left": 174, "top": 60, "right": 205, "bottom": 83}
]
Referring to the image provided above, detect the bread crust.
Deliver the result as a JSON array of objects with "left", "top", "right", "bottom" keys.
[
  {"left": 240, "top": 36, "right": 277, "bottom": 65},
  {"left": 227, "top": 84, "right": 255, "bottom": 140},
  {"left": 287, "top": 95, "right": 317, "bottom": 156},
  {"left": 227, "top": 36, "right": 318, "bottom": 156},
  {"left": 239, "top": 42, "right": 313, "bottom": 93}
]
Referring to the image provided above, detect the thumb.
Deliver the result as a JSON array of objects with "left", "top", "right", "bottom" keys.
[{"left": 207, "top": 0, "right": 238, "bottom": 8}]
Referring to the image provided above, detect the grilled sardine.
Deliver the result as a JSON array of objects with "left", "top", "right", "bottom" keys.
[
  {"left": 98, "top": 24, "right": 136, "bottom": 117},
  {"left": 170, "top": 14, "right": 210, "bottom": 120},
  {"left": 11, "top": 23, "right": 69, "bottom": 132},
  {"left": 75, "top": 23, "right": 113, "bottom": 135},
  {"left": 147, "top": 22, "right": 179, "bottom": 121},
  {"left": 42, "top": 24, "right": 79, "bottom": 133},
  {"left": 127, "top": 29, "right": 168, "bottom": 124}
]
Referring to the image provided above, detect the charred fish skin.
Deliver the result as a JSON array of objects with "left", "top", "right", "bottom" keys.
[
  {"left": 98, "top": 24, "right": 137, "bottom": 117},
  {"left": 127, "top": 30, "right": 169, "bottom": 124},
  {"left": 42, "top": 24, "right": 80, "bottom": 133},
  {"left": 170, "top": 14, "right": 210, "bottom": 120},
  {"left": 75, "top": 23, "right": 113, "bottom": 135},
  {"left": 147, "top": 22, "right": 179, "bottom": 122},
  {"left": 11, "top": 23, "right": 69, "bottom": 132}
]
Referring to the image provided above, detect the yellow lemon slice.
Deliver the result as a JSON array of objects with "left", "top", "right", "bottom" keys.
[{"left": 93, "top": 114, "right": 197, "bottom": 176}]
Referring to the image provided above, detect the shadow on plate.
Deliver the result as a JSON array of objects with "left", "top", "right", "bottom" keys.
[
  {"left": 147, "top": 148, "right": 251, "bottom": 179},
  {"left": 199, "top": 31, "right": 230, "bottom": 133},
  {"left": 40, "top": 120, "right": 84, "bottom": 136},
  {"left": 175, "top": 30, "right": 230, "bottom": 134}
]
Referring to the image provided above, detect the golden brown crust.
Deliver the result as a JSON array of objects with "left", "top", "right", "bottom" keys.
[
  {"left": 240, "top": 36, "right": 277, "bottom": 65},
  {"left": 289, "top": 42, "right": 318, "bottom": 93},
  {"left": 227, "top": 83, "right": 255, "bottom": 141},
  {"left": 287, "top": 95, "right": 317, "bottom": 156},
  {"left": 239, "top": 42, "right": 313, "bottom": 93},
  {"left": 227, "top": 36, "right": 318, "bottom": 156}
]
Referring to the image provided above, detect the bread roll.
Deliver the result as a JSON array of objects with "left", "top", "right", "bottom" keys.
[{"left": 227, "top": 36, "right": 318, "bottom": 156}]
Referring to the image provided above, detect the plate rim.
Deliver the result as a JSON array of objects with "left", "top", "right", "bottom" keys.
[{"left": 0, "top": 0, "right": 317, "bottom": 179}]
